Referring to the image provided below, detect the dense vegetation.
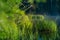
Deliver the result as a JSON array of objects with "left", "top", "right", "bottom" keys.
[{"left": 0, "top": 0, "right": 59, "bottom": 40}]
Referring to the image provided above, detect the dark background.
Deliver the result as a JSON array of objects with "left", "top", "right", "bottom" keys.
[{"left": 19, "top": 0, "right": 60, "bottom": 16}]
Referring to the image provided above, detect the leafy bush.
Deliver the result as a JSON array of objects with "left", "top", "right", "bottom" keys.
[
  {"left": 14, "top": 14, "right": 33, "bottom": 40},
  {"left": 28, "top": 15, "right": 58, "bottom": 40},
  {"left": 0, "top": 0, "right": 58, "bottom": 40},
  {"left": 0, "top": 0, "right": 22, "bottom": 13},
  {"left": 0, "top": 12, "right": 18, "bottom": 40},
  {"left": 33, "top": 16, "right": 57, "bottom": 40},
  {"left": 0, "top": 0, "right": 33, "bottom": 40}
]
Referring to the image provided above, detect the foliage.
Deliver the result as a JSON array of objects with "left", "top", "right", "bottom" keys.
[
  {"left": 0, "top": 0, "right": 22, "bottom": 12},
  {"left": 28, "top": 15, "right": 57, "bottom": 40},
  {"left": 0, "top": 0, "right": 23, "bottom": 40},
  {"left": 0, "top": 0, "right": 58, "bottom": 40},
  {"left": 0, "top": 12, "right": 18, "bottom": 40},
  {"left": 34, "top": 18, "right": 57, "bottom": 40},
  {"left": 29, "top": 15, "right": 57, "bottom": 40},
  {"left": 14, "top": 14, "right": 33, "bottom": 40}
]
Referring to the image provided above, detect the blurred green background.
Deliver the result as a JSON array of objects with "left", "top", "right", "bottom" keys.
[{"left": 0, "top": 0, "right": 60, "bottom": 40}]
